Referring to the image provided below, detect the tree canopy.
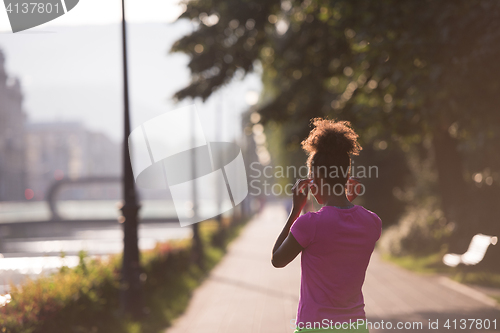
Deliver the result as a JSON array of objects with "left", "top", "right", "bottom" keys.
[
  {"left": 171, "top": 0, "right": 500, "bottom": 237},
  {"left": 172, "top": 0, "right": 500, "bottom": 138}
]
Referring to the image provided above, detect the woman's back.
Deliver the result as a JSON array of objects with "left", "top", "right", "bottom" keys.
[
  {"left": 291, "top": 205, "right": 382, "bottom": 326},
  {"left": 271, "top": 118, "right": 381, "bottom": 332}
]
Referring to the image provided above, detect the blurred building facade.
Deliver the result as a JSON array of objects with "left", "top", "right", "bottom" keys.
[
  {"left": 25, "top": 122, "right": 121, "bottom": 200},
  {"left": 0, "top": 48, "right": 120, "bottom": 202},
  {"left": 0, "top": 49, "right": 27, "bottom": 201}
]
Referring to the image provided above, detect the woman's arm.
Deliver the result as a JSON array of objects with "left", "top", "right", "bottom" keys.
[
  {"left": 271, "top": 209, "right": 303, "bottom": 268},
  {"left": 271, "top": 179, "right": 310, "bottom": 268}
]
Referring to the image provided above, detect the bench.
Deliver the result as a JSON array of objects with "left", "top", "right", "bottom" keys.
[{"left": 443, "top": 233, "right": 498, "bottom": 267}]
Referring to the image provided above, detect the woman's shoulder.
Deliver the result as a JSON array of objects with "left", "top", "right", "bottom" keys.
[
  {"left": 292, "top": 210, "right": 322, "bottom": 229},
  {"left": 303, "top": 205, "right": 381, "bottom": 224},
  {"left": 357, "top": 206, "right": 383, "bottom": 226},
  {"left": 360, "top": 206, "right": 381, "bottom": 218},
  {"left": 295, "top": 210, "right": 318, "bottom": 222}
]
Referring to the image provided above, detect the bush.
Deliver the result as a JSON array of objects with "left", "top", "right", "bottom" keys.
[
  {"left": 0, "top": 219, "right": 246, "bottom": 333},
  {"left": 1, "top": 252, "right": 122, "bottom": 333},
  {"left": 378, "top": 200, "right": 454, "bottom": 257}
]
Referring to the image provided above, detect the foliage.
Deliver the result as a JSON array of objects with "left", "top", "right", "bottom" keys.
[
  {"left": 1, "top": 253, "right": 121, "bottom": 333},
  {"left": 171, "top": 0, "right": 500, "bottom": 141},
  {"left": 170, "top": 0, "right": 500, "bottom": 238},
  {"left": 378, "top": 199, "right": 453, "bottom": 257},
  {"left": 0, "top": 219, "right": 246, "bottom": 333}
]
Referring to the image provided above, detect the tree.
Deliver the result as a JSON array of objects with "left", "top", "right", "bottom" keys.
[{"left": 170, "top": 0, "right": 500, "bottom": 240}]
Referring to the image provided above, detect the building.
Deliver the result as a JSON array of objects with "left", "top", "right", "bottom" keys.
[
  {"left": 25, "top": 121, "right": 121, "bottom": 200},
  {"left": 0, "top": 49, "right": 27, "bottom": 201}
]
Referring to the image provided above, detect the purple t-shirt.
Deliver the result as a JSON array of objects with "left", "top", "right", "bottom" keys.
[{"left": 290, "top": 205, "right": 382, "bottom": 326}]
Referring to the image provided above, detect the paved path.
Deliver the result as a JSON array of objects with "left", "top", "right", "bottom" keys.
[{"left": 165, "top": 203, "right": 499, "bottom": 333}]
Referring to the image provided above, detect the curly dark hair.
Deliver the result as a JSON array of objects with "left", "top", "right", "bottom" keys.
[{"left": 301, "top": 118, "right": 362, "bottom": 185}]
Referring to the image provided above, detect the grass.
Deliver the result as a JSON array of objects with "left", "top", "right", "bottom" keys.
[
  {"left": 451, "top": 271, "right": 500, "bottom": 289},
  {"left": 383, "top": 252, "right": 500, "bottom": 288},
  {"left": 0, "top": 217, "right": 248, "bottom": 333},
  {"left": 382, "top": 251, "right": 500, "bottom": 305},
  {"left": 381, "top": 251, "right": 451, "bottom": 274}
]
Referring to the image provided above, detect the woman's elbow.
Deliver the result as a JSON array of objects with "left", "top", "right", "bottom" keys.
[{"left": 271, "top": 257, "right": 286, "bottom": 268}]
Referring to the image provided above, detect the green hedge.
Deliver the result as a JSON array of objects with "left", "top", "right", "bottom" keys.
[
  {"left": 0, "top": 219, "right": 246, "bottom": 333},
  {"left": 378, "top": 200, "right": 453, "bottom": 257}
]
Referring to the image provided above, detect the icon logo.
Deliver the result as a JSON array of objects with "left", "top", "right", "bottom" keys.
[
  {"left": 128, "top": 104, "right": 249, "bottom": 226},
  {"left": 4, "top": 0, "right": 79, "bottom": 33}
]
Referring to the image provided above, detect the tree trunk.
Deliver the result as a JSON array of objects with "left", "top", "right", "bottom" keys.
[{"left": 432, "top": 127, "right": 471, "bottom": 246}]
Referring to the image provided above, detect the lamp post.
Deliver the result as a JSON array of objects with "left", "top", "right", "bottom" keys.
[
  {"left": 191, "top": 108, "right": 203, "bottom": 267},
  {"left": 120, "top": 0, "right": 142, "bottom": 317}
]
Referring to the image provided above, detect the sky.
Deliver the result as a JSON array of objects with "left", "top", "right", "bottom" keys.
[
  {"left": 0, "top": 0, "right": 185, "bottom": 31},
  {"left": 0, "top": 0, "right": 263, "bottom": 143}
]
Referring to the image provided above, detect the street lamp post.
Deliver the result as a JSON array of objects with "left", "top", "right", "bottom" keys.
[
  {"left": 191, "top": 109, "right": 203, "bottom": 268},
  {"left": 120, "top": 0, "right": 142, "bottom": 317}
]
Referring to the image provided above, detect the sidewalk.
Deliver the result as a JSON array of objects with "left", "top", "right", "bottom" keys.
[
  {"left": 165, "top": 203, "right": 300, "bottom": 333},
  {"left": 165, "top": 203, "right": 500, "bottom": 333}
]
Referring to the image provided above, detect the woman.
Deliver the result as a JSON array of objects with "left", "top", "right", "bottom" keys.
[{"left": 272, "top": 118, "right": 382, "bottom": 333}]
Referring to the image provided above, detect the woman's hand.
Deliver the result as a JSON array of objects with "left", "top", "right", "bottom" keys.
[
  {"left": 346, "top": 177, "right": 362, "bottom": 202},
  {"left": 291, "top": 178, "right": 312, "bottom": 213}
]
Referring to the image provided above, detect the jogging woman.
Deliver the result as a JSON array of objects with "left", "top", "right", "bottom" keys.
[{"left": 272, "top": 118, "right": 382, "bottom": 333}]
